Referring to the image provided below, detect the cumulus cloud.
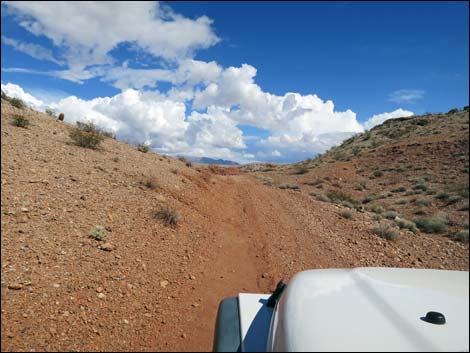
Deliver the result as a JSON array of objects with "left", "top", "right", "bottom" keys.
[
  {"left": 1, "top": 82, "right": 45, "bottom": 108},
  {"left": 363, "top": 108, "right": 414, "bottom": 130},
  {"left": 389, "top": 89, "right": 424, "bottom": 103},
  {"left": 4, "top": 1, "right": 219, "bottom": 80}
]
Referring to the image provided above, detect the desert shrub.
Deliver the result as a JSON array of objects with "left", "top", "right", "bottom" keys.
[
  {"left": 412, "top": 183, "right": 428, "bottom": 192},
  {"left": 414, "top": 208, "right": 427, "bottom": 216},
  {"left": 9, "top": 97, "right": 26, "bottom": 109},
  {"left": 101, "top": 130, "right": 116, "bottom": 139},
  {"left": 11, "top": 115, "right": 29, "bottom": 128},
  {"left": 45, "top": 107, "right": 56, "bottom": 117},
  {"left": 373, "top": 170, "right": 384, "bottom": 177},
  {"left": 137, "top": 142, "right": 150, "bottom": 153},
  {"left": 1, "top": 90, "right": 8, "bottom": 100},
  {"left": 395, "top": 199, "right": 407, "bottom": 205},
  {"left": 405, "top": 191, "right": 415, "bottom": 196},
  {"left": 414, "top": 216, "right": 448, "bottom": 234},
  {"left": 89, "top": 226, "right": 107, "bottom": 241},
  {"left": 339, "top": 209, "right": 353, "bottom": 219},
  {"left": 142, "top": 176, "right": 159, "bottom": 190},
  {"left": 304, "top": 179, "right": 323, "bottom": 186},
  {"left": 445, "top": 195, "right": 461, "bottom": 206},
  {"left": 325, "top": 190, "right": 358, "bottom": 207},
  {"left": 435, "top": 192, "right": 449, "bottom": 201},
  {"left": 454, "top": 230, "right": 469, "bottom": 243},
  {"left": 369, "top": 204, "right": 384, "bottom": 214},
  {"left": 415, "top": 199, "right": 431, "bottom": 207},
  {"left": 372, "top": 224, "right": 399, "bottom": 241},
  {"left": 391, "top": 186, "right": 407, "bottom": 193},
  {"left": 395, "top": 217, "right": 418, "bottom": 233},
  {"left": 362, "top": 194, "right": 376, "bottom": 204},
  {"left": 178, "top": 156, "right": 192, "bottom": 167},
  {"left": 70, "top": 122, "right": 104, "bottom": 149},
  {"left": 279, "top": 184, "right": 300, "bottom": 190},
  {"left": 154, "top": 205, "right": 181, "bottom": 226},
  {"left": 292, "top": 168, "right": 309, "bottom": 175},
  {"left": 384, "top": 211, "right": 398, "bottom": 220},
  {"left": 448, "top": 108, "right": 459, "bottom": 114},
  {"left": 310, "top": 192, "right": 331, "bottom": 203},
  {"left": 458, "top": 203, "right": 469, "bottom": 211}
]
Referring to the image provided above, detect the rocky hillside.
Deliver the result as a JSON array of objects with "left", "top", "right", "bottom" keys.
[
  {"left": 248, "top": 107, "right": 470, "bottom": 244},
  {"left": 1, "top": 97, "right": 468, "bottom": 352}
]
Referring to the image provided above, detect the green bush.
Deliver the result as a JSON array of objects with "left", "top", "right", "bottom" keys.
[
  {"left": 70, "top": 122, "right": 104, "bottom": 149},
  {"left": 373, "top": 170, "right": 384, "bottom": 177},
  {"left": 11, "top": 115, "right": 29, "bottom": 128}
]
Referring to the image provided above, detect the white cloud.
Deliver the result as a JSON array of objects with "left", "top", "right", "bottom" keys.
[
  {"left": 363, "top": 108, "right": 414, "bottom": 130},
  {"left": 4, "top": 1, "right": 219, "bottom": 79},
  {"left": 2, "top": 36, "right": 63, "bottom": 65},
  {"left": 389, "top": 89, "right": 424, "bottom": 103},
  {"left": 272, "top": 150, "right": 281, "bottom": 157},
  {"left": 1, "top": 82, "right": 44, "bottom": 108}
]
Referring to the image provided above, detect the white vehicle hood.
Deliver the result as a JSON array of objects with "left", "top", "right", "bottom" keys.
[{"left": 239, "top": 268, "right": 469, "bottom": 352}]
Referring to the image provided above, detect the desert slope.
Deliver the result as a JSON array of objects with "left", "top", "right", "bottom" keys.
[{"left": 1, "top": 100, "right": 468, "bottom": 351}]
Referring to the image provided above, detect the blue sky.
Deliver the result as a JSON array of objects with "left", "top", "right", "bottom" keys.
[{"left": 1, "top": 1, "right": 468, "bottom": 163}]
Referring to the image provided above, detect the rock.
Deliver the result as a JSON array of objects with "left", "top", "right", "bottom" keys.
[
  {"left": 100, "top": 243, "right": 114, "bottom": 252},
  {"left": 97, "top": 293, "right": 106, "bottom": 299},
  {"left": 96, "top": 287, "right": 104, "bottom": 293},
  {"left": 189, "top": 275, "right": 196, "bottom": 280},
  {"left": 58, "top": 113, "right": 64, "bottom": 121},
  {"left": 8, "top": 283, "right": 23, "bottom": 290},
  {"left": 20, "top": 207, "right": 29, "bottom": 213},
  {"left": 261, "top": 272, "right": 269, "bottom": 279},
  {"left": 160, "top": 280, "right": 169, "bottom": 288},
  {"left": 53, "top": 283, "right": 60, "bottom": 288},
  {"left": 122, "top": 319, "right": 129, "bottom": 325}
]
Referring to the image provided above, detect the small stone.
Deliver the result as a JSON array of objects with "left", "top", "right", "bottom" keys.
[
  {"left": 8, "top": 283, "right": 23, "bottom": 290},
  {"left": 96, "top": 287, "right": 104, "bottom": 293},
  {"left": 53, "top": 283, "right": 60, "bottom": 288},
  {"left": 189, "top": 275, "right": 196, "bottom": 280},
  {"left": 261, "top": 272, "right": 269, "bottom": 279},
  {"left": 160, "top": 280, "right": 169, "bottom": 288},
  {"left": 100, "top": 243, "right": 114, "bottom": 252},
  {"left": 191, "top": 303, "right": 199, "bottom": 308},
  {"left": 97, "top": 293, "right": 106, "bottom": 299},
  {"left": 122, "top": 319, "right": 129, "bottom": 325},
  {"left": 181, "top": 333, "right": 187, "bottom": 339},
  {"left": 20, "top": 207, "right": 29, "bottom": 213}
]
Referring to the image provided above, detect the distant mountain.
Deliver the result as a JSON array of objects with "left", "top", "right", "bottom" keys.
[{"left": 189, "top": 157, "right": 239, "bottom": 166}]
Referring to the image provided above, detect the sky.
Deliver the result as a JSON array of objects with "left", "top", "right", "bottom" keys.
[{"left": 1, "top": 1, "right": 468, "bottom": 163}]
